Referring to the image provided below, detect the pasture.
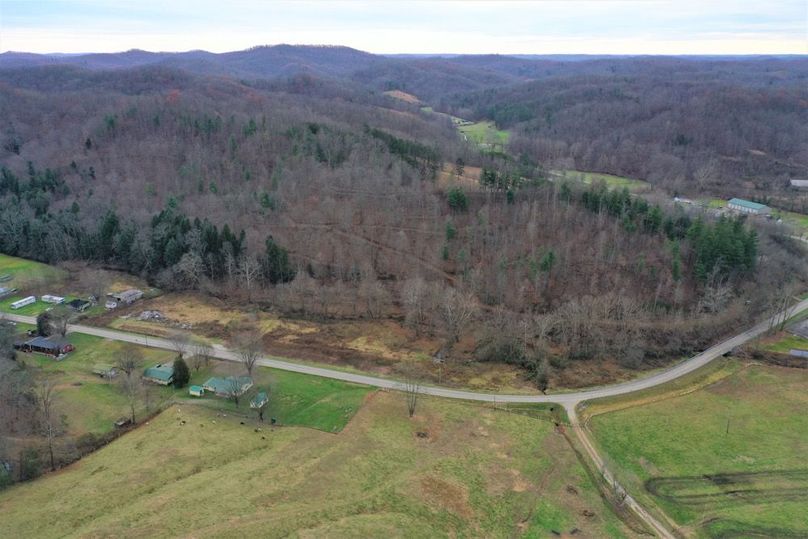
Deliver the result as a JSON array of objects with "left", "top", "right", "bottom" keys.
[
  {"left": 458, "top": 120, "right": 510, "bottom": 148},
  {"left": 588, "top": 362, "right": 808, "bottom": 537},
  {"left": 0, "top": 392, "right": 628, "bottom": 538},
  {"left": 556, "top": 170, "right": 650, "bottom": 192}
]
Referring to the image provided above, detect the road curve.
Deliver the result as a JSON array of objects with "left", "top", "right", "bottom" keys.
[
  {"left": 5, "top": 297, "right": 806, "bottom": 406},
  {"left": 6, "top": 298, "right": 805, "bottom": 539}
]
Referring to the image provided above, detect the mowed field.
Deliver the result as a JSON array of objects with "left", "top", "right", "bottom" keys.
[
  {"left": 458, "top": 120, "right": 510, "bottom": 148},
  {"left": 0, "top": 392, "right": 630, "bottom": 538},
  {"left": 554, "top": 170, "right": 650, "bottom": 193},
  {"left": 588, "top": 362, "right": 808, "bottom": 538}
]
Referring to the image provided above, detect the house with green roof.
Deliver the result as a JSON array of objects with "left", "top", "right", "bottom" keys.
[
  {"left": 189, "top": 385, "right": 205, "bottom": 397},
  {"left": 728, "top": 198, "right": 770, "bottom": 215},
  {"left": 143, "top": 363, "right": 175, "bottom": 385},
  {"left": 250, "top": 391, "right": 268, "bottom": 409},
  {"left": 203, "top": 376, "right": 253, "bottom": 397}
]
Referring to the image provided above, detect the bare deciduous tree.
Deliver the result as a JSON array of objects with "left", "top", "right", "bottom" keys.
[
  {"left": 168, "top": 331, "right": 190, "bottom": 359},
  {"left": 35, "top": 378, "right": 60, "bottom": 471},
  {"left": 232, "top": 329, "right": 263, "bottom": 377},
  {"left": 190, "top": 340, "right": 214, "bottom": 372},
  {"left": 440, "top": 288, "right": 478, "bottom": 343},
  {"left": 116, "top": 345, "right": 143, "bottom": 423},
  {"left": 48, "top": 305, "right": 74, "bottom": 338}
]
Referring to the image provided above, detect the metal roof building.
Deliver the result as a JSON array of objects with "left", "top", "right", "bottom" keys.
[{"left": 727, "top": 198, "right": 770, "bottom": 215}]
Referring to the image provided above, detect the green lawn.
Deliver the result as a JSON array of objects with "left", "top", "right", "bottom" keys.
[
  {"left": 774, "top": 209, "right": 808, "bottom": 235},
  {"left": 22, "top": 332, "right": 175, "bottom": 435},
  {"left": 761, "top": 333, "right": 808, "bottom": 354},
  {"left": 0, "top": 253, "right": 66, "bottom": 287},
  {"left": 555, "top": 170, "right": 649, "bottom": 192},
  {"left": 459, "top": 120, "right": 510, "bottom": 148},
  {"left": 175, "top": 365, "right": 372, "bottom": 433},
  {"left": 0, "top": 393, "right": 629, "bottom": 538},
  {"left": 589, "top": 363, "right": 808, "bottom": 537}
]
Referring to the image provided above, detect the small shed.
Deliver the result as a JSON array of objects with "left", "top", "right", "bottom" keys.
[
  {"left": 789, "top": 349, "right": 808, "bottom": 359},
  {"left": 250, "top": 391, "right": 268, "bottom": 409},
  {"left": 189, "top": 385, "right": 205, "bottom": 397},
  {"left": 92, "top": 364, "right": 118, "bottom": 378},
  {"left": 41, "top": 295, "right": 65, "bottom": 304},
  {"left": 203, "top": 376, "right": 254, "bottom": 397},
  {"left": 143, "top": 363, "right": 175, "bottom": 385}
]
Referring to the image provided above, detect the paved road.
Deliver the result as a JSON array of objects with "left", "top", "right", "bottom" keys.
[{"left": 6, "top": 296, "right": 808, "bottom": 408}]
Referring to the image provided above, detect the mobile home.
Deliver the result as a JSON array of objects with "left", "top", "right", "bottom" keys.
[{"left": 10, "top": 296, "right": 36, "bottom": 310}]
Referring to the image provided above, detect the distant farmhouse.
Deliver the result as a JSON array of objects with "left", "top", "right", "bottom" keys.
[
  {"left": 106, "top": 289, "right": 144, "bottom": 309},
  {"left": 14, "top": 336, "right": 74, "bottom": 358},
  {"left": 790, "top": 179, "right": 808, "bottom": 189},
  {"left": 143, "top": 363, "right": 175, "bottom": 385},
  {"left": 727, "top": 198, "right": 770, "bottom": 215},
  {"left": 203, "top": 376, "right": 254, "bottom": 397}
]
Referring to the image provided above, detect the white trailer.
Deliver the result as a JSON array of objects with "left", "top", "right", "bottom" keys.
[
  {"left": 41, "top": 295, "right": 65, "bottom": 304},
  {"left": 10, "top": 296, "right": 36, "bottom": 309}
]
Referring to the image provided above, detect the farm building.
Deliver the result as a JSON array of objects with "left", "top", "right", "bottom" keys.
[
  {"left": 15, "top": 336, "right": 74, "bottom": 358},
  {"left": 727, "top": 198, "right": 770, "bottom": 215},
  {"left": 790, "top": 179, "right": 808, "bottom": 189},
  {"left": 789, "top": 349, "right": 808, "bottom": 359},
  {"left": 67, "top": 299, "right": 91, "bottom": 312},
  {"left": 250, "top": 391, "right": 268, "bottom": 409},
  {"left": 203, "top": 376, "right": 254, "bottom": 397},
  {"left": 92, "top": 364, "right": 117, "bottom": 378},
  {"left": 41, "top": 295, "right": 65, "bottom": 304},
  {"left": 189, "top": 385, "right": 205, "bottom": 397},
  {"left": 106, "top": 289, "right": 144, "bottom": 309},
  {"left": 143, "top": 363, "right": 175, "bottom": 385},
  {"left": 10, "top": 296, "right": 36, "bottom": 309}
]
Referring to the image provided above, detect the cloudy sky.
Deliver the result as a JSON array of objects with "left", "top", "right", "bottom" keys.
[{"left": 1, "top": 0, "right": 805, "bottom": 55}]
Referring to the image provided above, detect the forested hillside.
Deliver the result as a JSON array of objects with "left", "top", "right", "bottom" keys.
[{"left": 1, "top": 48, "right": 806, "bottom": 385}]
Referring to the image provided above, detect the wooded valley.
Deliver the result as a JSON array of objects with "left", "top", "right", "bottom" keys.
[{"left": 1, "top": 47, "right": 806, "bottom": 386}]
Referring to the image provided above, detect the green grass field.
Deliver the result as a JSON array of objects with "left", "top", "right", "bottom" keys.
[
  {"left": 556, "top": 170, "right": 650, "bottom": 192},
  {"left": 22, "top": 333, "right": 176, "bottom": 434},
  {"left": 458, "top": 120, "right": 510, "bottom": 148},
  {"left": 589, "top": 362, "right": 808, "bottom": 537},
  {"left": 0, "top": 392, "right": 628, "bottom": 538},
  {"left": 0, "top": 253, "right": 66, "bottom": 286},
  {"left": 761, "top": 333, "right": 808, "bottom": 354}
]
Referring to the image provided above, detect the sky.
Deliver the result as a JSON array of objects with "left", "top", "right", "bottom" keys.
[{"left": 0, "top": 0, "right": 806, "bottom": 55}]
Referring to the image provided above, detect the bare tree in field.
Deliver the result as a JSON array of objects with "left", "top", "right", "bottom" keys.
[
  {"left": 35, "top": 378, "right": 60, "bottom": 471},
  {"left": 440, "top": 288, "right": 478, "bottom": 343},
  {"left": 403, "top": 376, "right": 421, "bottom": 418},
  {"left": 232, "top": 329, "right": 263, "bottom": 377},
  {"left": 116, "top": 345, "right": 143, "bottom": 424},
  {"left": 226, "top": 376, "right": 246, "bottom": 407},
  {"left": 48, "top": 305, "right": 74, "bottom": 338},
  {"left": 168, "top": 331, "right": 190, "bottom": 359},
  {"left": 190, "top": 340, "right": 214, "bottom": 372}
]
